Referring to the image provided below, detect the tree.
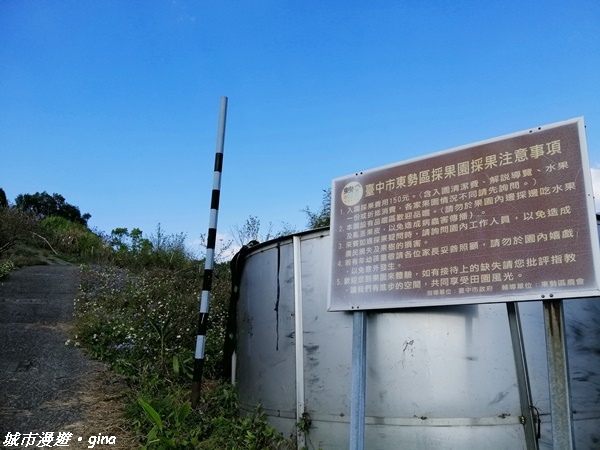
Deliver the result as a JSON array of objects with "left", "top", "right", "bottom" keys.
[
  {"left": 302, "top": 188, "right": 331, "bottom": 229},
  {"left": 130, "top": 227, "right": 153, "bottom": 255},
  {"left": 148, "top": 223, "right": 188, "bottom": 268},
  {"left": 230, "top": 215, "right": 273, "bottom": 247},
  {"left": 0, "top": 207, "right": 37, "bottom": 253},
  {"left": 227, "top": 189, "right": 331, "bottom": 254},
  {"left": 111, "top": 227, "right": 153, "bottom": 252},
  {"left": 0, "top": 188, "right": 8, "bottom": 208},
  {"left": 110, "top": 227, "right": 130, "bottom": 252},
  {"left": 15, "top": 191, "right": 91, "bottom": 226}
]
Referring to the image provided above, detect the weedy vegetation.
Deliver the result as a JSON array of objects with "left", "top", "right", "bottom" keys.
[
  {"left": 0, "top": 259, "right": 15, "bottom": 279},
  {"left": 0, "top": 188, "right": 329, "bottom": 450},
  {"left": 71, "top": 240, "right": 293, "bottom": 448},
  {"left": 0, "top": 188, "right": 319, "bottom": 449}
]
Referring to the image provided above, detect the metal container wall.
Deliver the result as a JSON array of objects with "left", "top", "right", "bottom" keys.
[{"left": 236, "top": 229, "right": 600, "bottom": 449}]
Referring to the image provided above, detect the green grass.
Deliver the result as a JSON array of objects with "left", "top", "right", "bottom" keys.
[
  {"left": 1, "top": 244, "right": 52, "bottom": 267},
  {"left": 73, "top": 263, "right": 291, "bottom": 449},
  {"left": 0, "top": 206, "right": 295, "bottom": 448}
]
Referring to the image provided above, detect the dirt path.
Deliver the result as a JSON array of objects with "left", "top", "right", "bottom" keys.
[{"left": 0, "top": 265, "right": 136, "bottom": 449}]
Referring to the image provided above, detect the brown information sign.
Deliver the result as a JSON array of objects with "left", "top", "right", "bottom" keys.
[{"left": 328, "top": 118, "right": 600, "bottom": 311}]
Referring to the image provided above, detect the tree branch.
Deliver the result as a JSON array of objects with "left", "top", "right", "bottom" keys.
[{"left": 31, "top": 232, "right": 59, "bottom": 255}]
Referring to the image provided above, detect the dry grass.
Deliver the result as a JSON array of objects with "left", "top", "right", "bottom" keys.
[
  {"left": 54, "top": 364, "right": 140, "bottom": 449},
  {"left": 34, "top": 320, "right": 140, "bottom": 450},
  {"left": 25, "top": 322, "right": 140, "bottom": 448}
]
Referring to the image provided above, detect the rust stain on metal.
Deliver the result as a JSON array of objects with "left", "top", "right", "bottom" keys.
[{"left": 545, "top": 300, "right": 564, "bottom": 340}]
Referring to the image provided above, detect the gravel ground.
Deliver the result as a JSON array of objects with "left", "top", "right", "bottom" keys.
[{"left": 0, "top": 264, "right": 136, "bottom": 450}]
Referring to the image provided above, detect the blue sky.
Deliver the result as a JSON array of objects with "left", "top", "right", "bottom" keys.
[{"left": 2, "top": 1, "right": 599, "bottom": 258}]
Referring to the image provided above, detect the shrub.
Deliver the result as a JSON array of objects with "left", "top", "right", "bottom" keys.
[
  {"left": 108, "top": 225, "right": 193, "bottom": 271},
  {"left": 130, "top": 381, "right": 287, "bottom": 450},
  {"left": 74, "top": 262, "right": 289, "bottom": 448},
  {"left": 40, "top": 216, "right": 108, "bottom": 261},
  {"left": 73, "top": 263, "right": 230, "bottom": 378},
  {"left": 0, "top": 259, "right": 15, "bottom": 279},
  {"left": 0, "top": 207, "right": 38, "bottom": 253},
  {"left": 15, "top": 191, "right": 90, "bottom": 226}
]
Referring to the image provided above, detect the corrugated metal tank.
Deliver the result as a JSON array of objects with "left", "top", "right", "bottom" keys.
[{"left": 235, "top": 228, "right": 600, "bottom": 449}]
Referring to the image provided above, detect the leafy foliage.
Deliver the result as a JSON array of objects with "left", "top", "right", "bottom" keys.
[
  {"left": 303, "top": 188, "right": 331, "bottom": 229},
  {"left": 231, "top": 215, "right": 267, "bottom": 247},
  {"left": 0, "top": 259, "right": 15, "bottom": 279},
  {"left": 2, "top": 186, "right": 325, "bottom": 448},
  {"left": 41, "top": 216, "right": 108, "bottom": 261},
  {"left": 127, "top": 380, "right": 287, "bottom": 450},
  {"left": 0, "top": 188, "right": 8, "bottom": 208},
  {"left": 0, "top": 205, "right": 38, "bottom": 253},
  {"left": 74, "top": 261, "right": 289, "bottom": 448},
  {"left": 230, "top": 216, "right": 300, "bottom": 249},
  {"left": 74, "top": 264, "right": 201, "bottom": 375},
  {"left": 137, "top": 397, "right": 192, "bottom": 449},
  {"left": 15, "top": 191, "right": 91, "bottom": 226},
  {"left": 109, "top": 224, "right": 191, "bottom": 270}
]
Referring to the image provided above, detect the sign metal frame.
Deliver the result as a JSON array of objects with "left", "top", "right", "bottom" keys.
[{"left": 329, "top": 118, "right": 600, "bottom": 311}]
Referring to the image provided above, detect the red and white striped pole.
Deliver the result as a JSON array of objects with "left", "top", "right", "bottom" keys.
[{"left": 192, "top": 96, "right": 228, "bottom": 408}]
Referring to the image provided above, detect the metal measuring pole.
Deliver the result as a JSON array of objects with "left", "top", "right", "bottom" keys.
[{"left": 192, "top": 96, "right": 228, "bottom": 408}]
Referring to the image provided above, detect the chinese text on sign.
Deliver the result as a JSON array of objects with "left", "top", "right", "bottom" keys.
[{"left": 329, "top": 118, "right": 600, "bottom": 310}]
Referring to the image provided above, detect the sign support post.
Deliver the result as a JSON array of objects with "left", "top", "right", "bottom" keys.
[
  {"left": 543, "top": 299, "right": 575, "bottom": 449},
  {"left": 349, "top": 311, "right": 367, "bottom": 450},
  {"left": 506, "top": 302, "right": 539, "bottom": 449}
]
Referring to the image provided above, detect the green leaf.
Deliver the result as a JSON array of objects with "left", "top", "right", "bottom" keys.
[
  {"left": 172, "top": 355, "right": 180, "bottom": 376},
  {"left": 138, "top": 397, "right": 163, "bottom": 432},
  {"left": 147, "top": 426, "right": 158, "bottom": 442},
  {"left": 158, "top": 436, "right": 176, "bottom": 448},
  {"left": 149, "top": 319, "right": 160, "bottom": 335},
  {"left": 176, "top": 402, "right": 191, "bottom": 425}
]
